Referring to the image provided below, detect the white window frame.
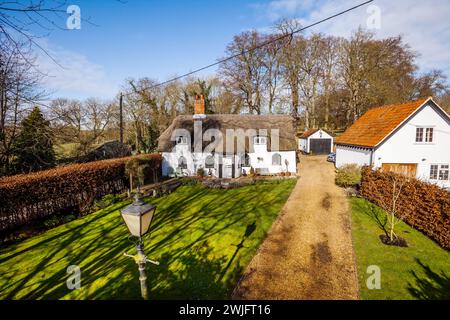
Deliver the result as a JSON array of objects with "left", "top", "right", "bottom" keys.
[
  {"left": 205, "top": 155, "right": 215, "bottom": 169},
  {"left": 176, "top": 136, "right": 188, "bottom": 145},
  {"left": 178, "top": 156, "right": 188, "bottom": 169},
  {"left": 254, "top": 136, "right": 267, "bottom": 145},
  {"left": 430, "top": 164, "right": 449, "bottom": 181},
  {"left": 272, "top": 153, "right": 282, "bottom": 166},
  {"left": 415, "top": 126, "right": 435, "bottom": 144}
]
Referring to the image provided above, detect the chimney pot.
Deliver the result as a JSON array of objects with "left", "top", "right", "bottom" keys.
[{"left": 194, "top": 94, "right": 205, "bottom": 116}]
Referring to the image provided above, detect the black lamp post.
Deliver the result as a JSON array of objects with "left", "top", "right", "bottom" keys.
[{"left": 121, "top": 190, "right": 158, "bottom": 300}]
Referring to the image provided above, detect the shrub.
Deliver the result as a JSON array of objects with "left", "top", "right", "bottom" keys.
[
  {"left": 92, "top": 194, "right": 122, "bottom": 211},
  {"left": 62, "top": 214, "right": 76, "bottom": 224},
  {"left": 43, "top": 216, "right": 61, "bottom": 229},
  {"left": 0, "top": 153, "right": 162, "bottom": 233},
  {"left": 361, "top": 167, "right": 450, "bottom": 250},
  {"left": 335, "top": 164, "right": 362, "bottom": 188},
  {"left": 197, "top": 167, "right": 205, "bottom": 177}
]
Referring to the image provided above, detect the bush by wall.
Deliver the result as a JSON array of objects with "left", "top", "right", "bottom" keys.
[
  {"left": 335, "top": 164, "right": 362, "bottom": 188},
  {"left": 0, "top": 154, "right": 162, "bottom": 233},
  {"left": 360, "top": 167, "right": 450, "bottom": 250}
]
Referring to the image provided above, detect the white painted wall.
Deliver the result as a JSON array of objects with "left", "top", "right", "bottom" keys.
[
  {"left": 373, "top": 104, "right": 450, "bottom": 189},
  {"left": 299, "top": 138, "right": 307, "bottom": 152},
  {"left": 242, "top": 151, "right": 297, "bottom": 175},
  {"left": 335, "top": 145, "right": 372, "bottom": 168},
  {"left": 335, "top": 103, "right": 450, "bottom": 189},
  {"left": 298, "top": 130, "right": 334, "bottom": 153},
  {"left": 162, "top": 142, "right": 297, "bottom": 177}
]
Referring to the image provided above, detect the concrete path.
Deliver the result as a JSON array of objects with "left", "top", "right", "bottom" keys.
[{"left": 233, "top": 155, "right": 359, "bottom": 300}]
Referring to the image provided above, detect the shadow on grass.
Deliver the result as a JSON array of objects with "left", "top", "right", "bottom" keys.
[
  {"left": 354, "top": 199, "right": 389, "bottom": 236},
  {"left": 0, "top": 181, "right": 293, "bottom": 300},
  {"left": 407, "top": 258, "right": 450, "bottom": 300}
]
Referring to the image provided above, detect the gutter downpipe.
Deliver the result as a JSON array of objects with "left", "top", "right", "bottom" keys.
[{"left": 369, "top": 147, "right": 375, "bottom": 168}]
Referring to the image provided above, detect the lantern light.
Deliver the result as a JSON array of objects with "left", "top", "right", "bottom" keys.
[{"left": 121, "top": 192, "right": 156, "bottom": 238}]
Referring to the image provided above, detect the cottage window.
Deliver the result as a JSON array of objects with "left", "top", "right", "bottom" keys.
[
  {"left": 416, "top": 127, "right": 433, "bottom": 143},
  {"left": 272, "top": 153, "right": 282, "bottom": 166},
  {"left": 254, "top": 136, "right": 267, "bottom": 145},
  {"left": 176, "top": 136, "right": 188, "bottom": 145},
  {"left": 178, "top": 156, "right": 187, "bottom": 169},
  {"left": 241, "top": 153, "right": 251, "bottom": 167},
  {"left": 430, "top": 164, "right": 449, "bottom": 180},
  {"left": 205, "top": 155, "right": 215, "bottom": 169}
]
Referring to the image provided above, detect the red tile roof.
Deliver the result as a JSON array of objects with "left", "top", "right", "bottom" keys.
[
  {"left": 335, "top": 97, "right": 431, "bottom": 148},
  {"left": 300, "top": 128, "right": 334, "bottom": 139},
  {"left": 300, "top": 128, "right": 319, "bottom": 139}
]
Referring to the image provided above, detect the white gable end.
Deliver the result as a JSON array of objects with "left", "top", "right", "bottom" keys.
[{"left": 373, "top": 103, "right": 450, "bottom": 188}]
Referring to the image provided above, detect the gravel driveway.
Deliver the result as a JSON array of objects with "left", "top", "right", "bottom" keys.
[{"left": 233, "top": 155, "right": 359, "bottom": 300}]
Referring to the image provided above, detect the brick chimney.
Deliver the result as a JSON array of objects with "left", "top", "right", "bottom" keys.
[{"left": 194, "top": 94, "right": 206, "bottom": 118}]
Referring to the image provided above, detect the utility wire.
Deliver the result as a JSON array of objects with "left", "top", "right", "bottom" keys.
[{"left": 125, "top": 0, "right": 374, "bottom": 96}]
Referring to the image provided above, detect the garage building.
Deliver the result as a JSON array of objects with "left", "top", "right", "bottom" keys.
[{"left": 299, "top": 129, "right": 334, "bottom": 155}]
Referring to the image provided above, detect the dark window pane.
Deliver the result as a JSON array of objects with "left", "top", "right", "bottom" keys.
[
  {"left": 416, "top": 128, "right": 424, "bottom": 142},
  {"left": 426, "top": 128, "right": 434, "bottom": 142},
  {"left": 178, "top": 156, "right": 187, "bottom": 169},
  {"left": 272, "top": 153, "right": 282, "bottom": 166},
  {"left": 430, "top": 165, "right": 438, "bottom": 180},
  {"left": 439, "top": 165, "right": 449, "bottom": 180}
]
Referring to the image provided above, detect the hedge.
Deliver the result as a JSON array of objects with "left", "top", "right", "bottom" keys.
[
  {"left": 360, "top": 167, "right": 450, "bottom": 250},
  {"left": 0, "top": 154, "right": 162, "bottom": 233}
]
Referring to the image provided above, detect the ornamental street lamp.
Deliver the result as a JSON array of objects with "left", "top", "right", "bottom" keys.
[{"left": 121, "top": 190, "right": 159, "bottom": 300}]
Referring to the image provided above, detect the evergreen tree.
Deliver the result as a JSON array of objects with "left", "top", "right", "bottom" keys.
[
  {"left": 146, "top": 121, "right": 160, "bottom": 153},
  {"left": 12, "top": 106, "right": 56, "bottom": 173}
]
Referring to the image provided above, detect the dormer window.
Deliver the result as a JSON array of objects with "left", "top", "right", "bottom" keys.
[
  {"left": 176, "top": 136, "right": 188, "bottom": 145},
  {"left": 178, "top": 156, "right": 187, "bottom": 169},
  {"left": 416, "top": 127, "right": 434, "bottom": 143},
  {"left": 254, "top": 136, "right": 267, "bottom": 145}
]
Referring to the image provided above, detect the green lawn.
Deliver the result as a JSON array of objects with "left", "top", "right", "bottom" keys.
[
  {"left": 351, "top": 198, "right": 450, "bottom": 300},
  {"left": 0, "top": 179, "right": 295, "bottom": 300}
]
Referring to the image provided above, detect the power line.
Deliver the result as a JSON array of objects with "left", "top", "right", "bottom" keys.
[{"left": 125, "top": 0, "right": 374, "bottom": 96}]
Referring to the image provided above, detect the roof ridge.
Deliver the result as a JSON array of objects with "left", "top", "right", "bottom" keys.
[
  {"left": 368, "top": 97, "right": 430, "bottom": 111},
  {"left": 335, "top": 97, "right": 433, "bottom": 148}
]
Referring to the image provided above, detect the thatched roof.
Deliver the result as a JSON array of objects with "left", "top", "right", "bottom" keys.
[{"left": 158, "top": 114, "right": 297, "bottom": 154}]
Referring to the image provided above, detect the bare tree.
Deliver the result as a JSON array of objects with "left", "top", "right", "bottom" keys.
[
  {"left": 413, "top": 70, "right": 448, "bottom": 99},
  {"left": 0, "top": 0, "right": 100, "bottom": 65},
  {"left": 378, "top": 173, "right": 410, "bottom": 243},
  {"left": 278, "top": 19, "right": 303, "bottom": 121},
  {"left": 220, "top": 31, "right": 266, "bottom": 115},
  {"left": 0, "top": 39, "right": 44, "bottom": 174},
  {"left": 261, "top": 33, "right": 285, "bottom": 114},
  {"left": 319, "top": 36, "right": 342, "bottom": 129},
  {"left": 297, "top": 34, "right": 324, "bottom": 129},
  {"left": 49, "top": 98, "right": 114, "bottom": 156}
]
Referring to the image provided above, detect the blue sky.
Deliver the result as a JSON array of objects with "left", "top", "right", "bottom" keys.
[{"left": 35, "top": 0, "right": 450, "bottom": 100}]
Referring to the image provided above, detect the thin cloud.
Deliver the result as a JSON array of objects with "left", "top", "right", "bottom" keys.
[
  {"left": 253, "top": 0, "right": 450, "bottom": 75},
  {"left": 36, "top": 41, "right": 118, "bottom": 99}
]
